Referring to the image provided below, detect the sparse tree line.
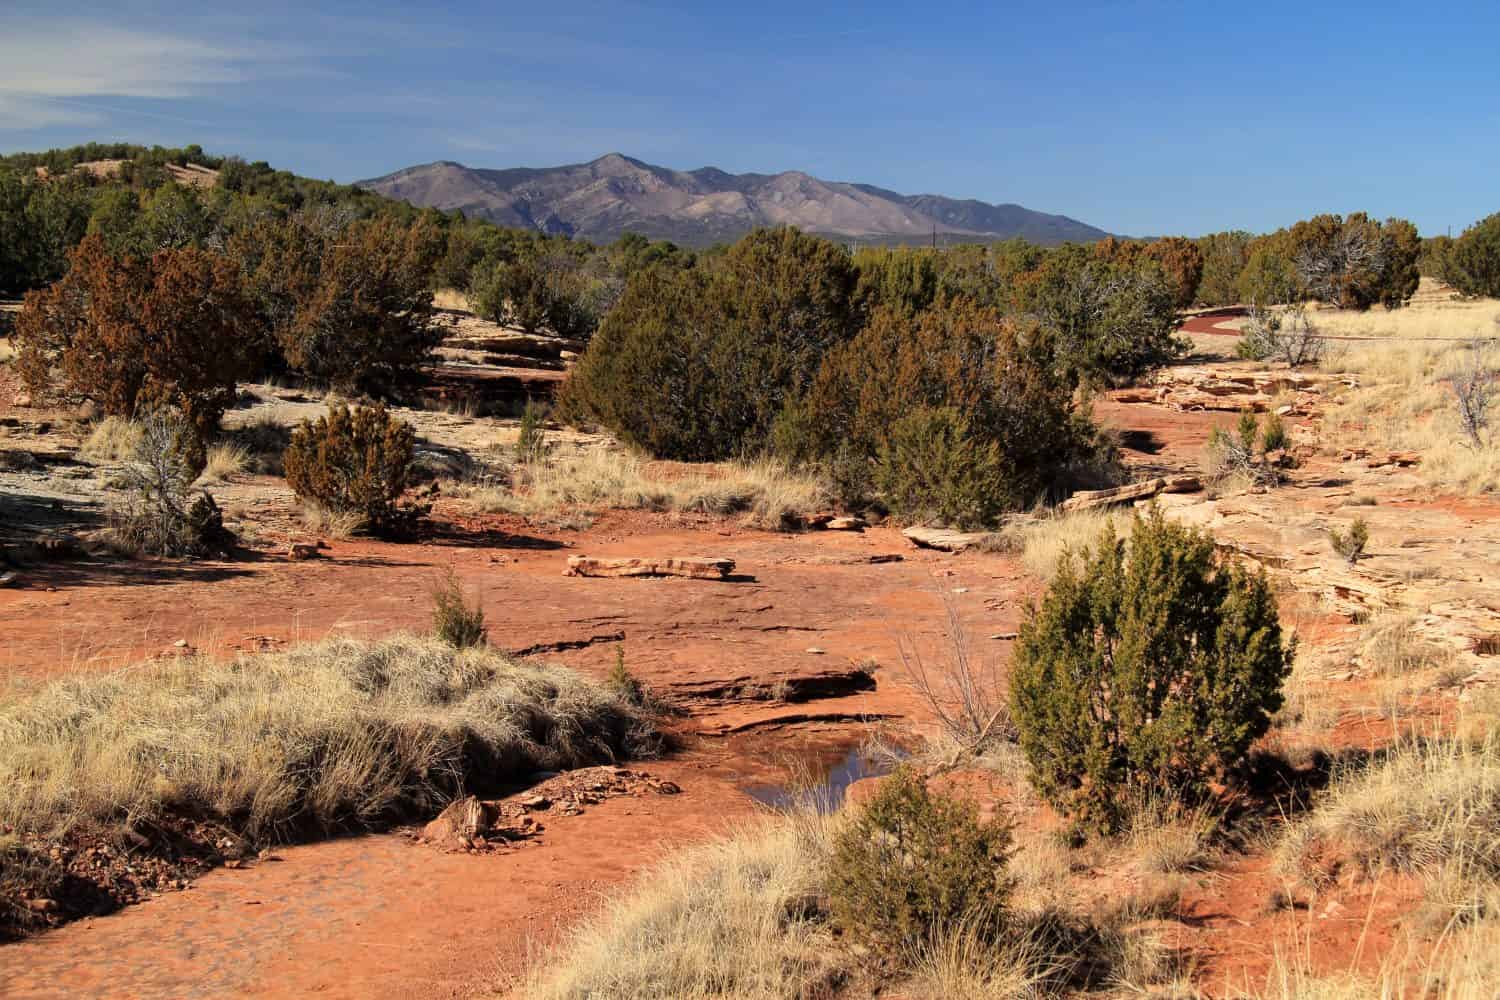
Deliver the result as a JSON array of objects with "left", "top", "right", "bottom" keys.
[{"left": 6, "top": 143, "right": 1500, "bottom": 542}]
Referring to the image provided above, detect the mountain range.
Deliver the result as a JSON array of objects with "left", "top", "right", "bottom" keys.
[{"left": 358, "top": 154, "right": 1109, "bottom": 247}]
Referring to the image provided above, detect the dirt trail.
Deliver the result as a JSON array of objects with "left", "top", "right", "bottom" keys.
[{"left": 3, "top": 758, "right": 757, "bottom": 1000}]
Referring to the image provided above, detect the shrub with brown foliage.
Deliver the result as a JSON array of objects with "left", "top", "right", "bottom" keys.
[
  {"left": 231, "top": 213, "right": 442, "bottom": 393},
  {"left": 14, "top": 234, "right": 256, "bottom": 436},
  {"left": 283, "top": 403, "right": 416, "bottom": 533},
  {"left": 1143, "top": 236, "right": 1205, "bottom": 309},
  {"left": 277, "top": 218, "right": 442, "bottom": 393}
]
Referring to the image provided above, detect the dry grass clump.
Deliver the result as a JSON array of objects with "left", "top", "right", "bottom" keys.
[
  {"left": 224, "top": 413, "right": 291, "bottom": 475},
  {"left": 1125, "top": 798, "right": 1219, "bottom": 875},
  {"left": 1322, "top": 338, "right": 1500, "bottom": 493},
  {"left": 462, "top": 447, "right": 826, "bottom": 531},
  {"left": 1358, "top": 614, "right": 1453, "bottom": 678},
  {"left": 1009, "top": 507, "right": 1129, "bottom": 581},
  {"left": 432, "top": 287, "right": 471, "bottom": 312},
  {"left": 196, "top": 442, "right": 248, "bottom": 484},
  {"left": 78, "top": 416, "right": 143, "bottom": 463},
  {"left": 1302, "top": 282, "right": 1500, "bottom": 341},
  {"left": 1247, "top": 909, "right": 1500, "bottom": 999},
  {"left": 1276, "top": 732, "right": 1499, "bottom": 891},
  {"left": 0, "top": 634, "right": 652, "bottom": 846},
  {"left": 518, "top": 812, "right": 843, "bottom": 999},
  {"left": 300, "top": 501, "right": 365, "bottom": 539}
]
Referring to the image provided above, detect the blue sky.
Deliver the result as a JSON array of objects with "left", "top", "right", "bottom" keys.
[{"left": 2, "top": 1, "right": 1497, "bottom": 237}]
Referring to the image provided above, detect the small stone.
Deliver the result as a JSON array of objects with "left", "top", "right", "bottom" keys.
[
  {"left": 173, "top": 639, "right": 188, "bottom": 648},
  {"left": 805, "top": 646, "right": 826, "bottom": 654},
  {"left": 288, "top": 542, "right": 322, "bottom": 560}
]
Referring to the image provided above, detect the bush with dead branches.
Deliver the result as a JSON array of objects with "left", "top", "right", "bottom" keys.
[
  {"left": 898, "top": 600, "right": 1014, "bottom": 761},
  {"left": 1451, "top": 337, "right": 1494, "bottom": 448}
]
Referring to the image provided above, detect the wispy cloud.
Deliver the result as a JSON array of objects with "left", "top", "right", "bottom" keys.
[{"left": 0, "top": 18, "right": 307, "bottom": 129}]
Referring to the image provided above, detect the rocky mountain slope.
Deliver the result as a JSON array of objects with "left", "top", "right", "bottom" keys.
[{"left": 359, "top": 153, "right": 1108, "bottom": 246}]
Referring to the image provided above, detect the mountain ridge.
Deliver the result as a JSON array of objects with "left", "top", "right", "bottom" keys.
[{"left": 358, "top": 154, "right": 1110, "bottom": 247}]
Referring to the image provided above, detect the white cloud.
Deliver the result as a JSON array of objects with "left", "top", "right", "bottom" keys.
[{"left": 0, "top": 18, "right": 298, "bottom": 129}]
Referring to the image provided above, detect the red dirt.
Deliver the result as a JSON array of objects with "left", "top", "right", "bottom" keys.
[{"left": 2, "top": 353, "right": 1487, "bottom": 996}]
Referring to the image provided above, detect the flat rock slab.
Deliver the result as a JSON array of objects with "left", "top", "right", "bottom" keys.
[
  {"left": 565, "top": 555, "right": 735, "bottom": 580},
  {"left": 901, "top": 527, "right": 995, "bottom": 553},
  {"left": 1061, "top": 474, "right": 1201, "bottom": 513}
]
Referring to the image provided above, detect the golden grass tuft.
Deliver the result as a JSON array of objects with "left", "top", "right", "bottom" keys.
[
  {"left": 300, "top": 501, "right": 365, "bottom": 539},
  {"left": 1320, "top": 337, "right": 1500, "bottom": 493},
  {"left": 78, "top": 416, "right": 142, "bottom": 463},
  {"left": 1125, "top": 798, "right": 1218, "bottom": 875},
  {"left": 1009, "top": 507, "right": 1130, "bottom": 582},
  {"left": 432, "top": 287, "right": 472, "bottom": 312},
  {"left": 1275, "top": 732, "right": 1499, "bottom": 891},
  {"left": 197, "top": 442, "right": 248, "bottom": 484},
  {"left": 1357, "top": 613, "right": 1453, "bottom": 678},
  {"left": 518, "top": 811, "right": 843, "bottom": 999},
  {"left": 0, "top": 635, "right": 651, "bottom": 846}
]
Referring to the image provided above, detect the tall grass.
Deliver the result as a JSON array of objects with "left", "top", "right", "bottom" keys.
[
  {"left": 0, "top": 635, "right": 652, "bottom": 844},
  {"left": 459, "top": 448, "right": 827, "bottom": 531},
  {"left": 1276, "top": 732, "right": 1499, "bottom": 890},
  {"left": 78, "top": 416, "right": 142, "bottom": 463},
  {"left": 1009, "top": 507, "right": 1129, "bottom": 582},
  {"left": 1321, "top": 338, "right": 1500, "bottom": 492},
  {"left": 519, "top": 811, "right": 842, "bottom": 999}
]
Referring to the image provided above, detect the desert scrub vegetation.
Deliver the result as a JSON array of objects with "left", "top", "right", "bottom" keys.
[
  {"left": 828, "top": 767, "right": 1013, "bottom": 957},
  {"left": 1276, "top": 732, "right": 1499, "bottom": 895},
  {"left": 109, "top": 409, "right": 234, "bottom": 558},
  {"left": 231, "top": 213, "right": 444, "bottom": 394},
  {"left": 776, "top": 297, "right": 1117, "bottom": 523},
  {"left": 520, "top": 773, "right": 1192, "bottom": 1000},
  {"left": 431, "top": 568, "right": 487, "bottom": 648},
  {"left": 1321, "top": 337, "right": 1500, "bottom": 493},
  {"left": 14, "top": 234, "right": 258, "bottom": 438},
  {"left": 1010, "top": 506, "right": 1293, "bottom": 833},
  {"left": 283, "top": 402, "right": 418, "bottom": 535},
  {"left": 460, "top": 446, "right": 825, "bottom": 531},
  {"left": 1205, "top": 409, "right": 1292, "bottom": 490},
  {"left": 0, "top": 635, "right": 655, "bottom": 923},
  {"left": 1327, "top": 516, "right": 1369, "bottom": 565}
]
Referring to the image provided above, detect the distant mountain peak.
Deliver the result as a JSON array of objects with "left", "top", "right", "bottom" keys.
[{"left": 358, "top": 156, "right": 1109, "bottom": 247}]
